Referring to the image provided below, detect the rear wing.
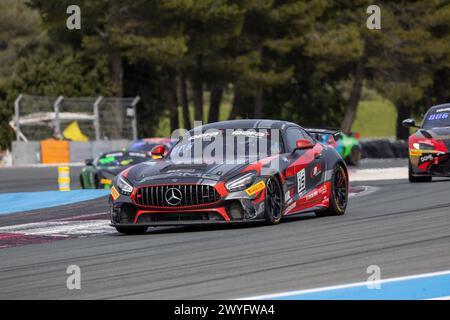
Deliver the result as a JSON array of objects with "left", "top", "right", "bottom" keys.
[{"left": 305, "top": 128, "right": 343, "bottom": 141}]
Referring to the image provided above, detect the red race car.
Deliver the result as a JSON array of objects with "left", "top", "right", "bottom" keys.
[
  {"left": 110, "top": 119, "right": 349, "bottom": 234},
  {"left": 403, "top": 103, "right": 450, "bottom": 182}
]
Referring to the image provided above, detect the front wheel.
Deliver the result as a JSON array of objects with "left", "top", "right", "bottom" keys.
[
  {"left": 115, "top": 226, "right": 148, "bottom": 235},
  {"left": 264, "top": 176, "right": 283, "bottom": 225},
  {"left": 408, "top": 160, "right": 432, "bottom": 183},
  {"left": 316, "top": 164, "right": 348, "bottom": 217}
]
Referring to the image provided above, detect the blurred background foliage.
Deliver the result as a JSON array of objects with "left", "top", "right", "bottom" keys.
[{"left": 1, "top": 0, "right": 450, "bottom": 149}]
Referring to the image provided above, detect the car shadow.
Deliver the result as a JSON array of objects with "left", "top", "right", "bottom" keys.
[{"left": 110, "top": 213, "right": 318, "bottom": 236}]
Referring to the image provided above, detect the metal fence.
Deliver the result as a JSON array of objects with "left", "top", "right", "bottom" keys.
[{"left": 11, "top": 94, "right": 139, "bottom": 142}]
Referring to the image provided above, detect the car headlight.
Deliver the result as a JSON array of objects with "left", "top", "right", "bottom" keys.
[
  {"left": 117, "top": 176, "right": 133, "bottom": 195},
  {"left": 413, "top": 143, "right": 435, "bottom": 151},
  {"left": 225, "top": 172, "right": 256, "bottom": 192}
]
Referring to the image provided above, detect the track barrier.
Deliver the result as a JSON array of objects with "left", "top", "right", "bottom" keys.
[{"left": 361, "top": 139, "right": 408, "bottom": 159}]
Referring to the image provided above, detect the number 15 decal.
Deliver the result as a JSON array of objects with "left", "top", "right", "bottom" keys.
[{"left": 297, "top": 168, "right": 306, "bottom": 195}]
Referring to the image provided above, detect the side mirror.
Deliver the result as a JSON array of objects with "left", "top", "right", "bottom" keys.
[
  {"left": 402, "top": 118, "right": 419, "bottom": 128},
  {"left": 85, "top": 158, "right": 94, "bottom": 166},
  {"left": 295, "top": 139, "right": 315, "bottom": 150},
  {"left": 151, "top": 144, "right": 165, "bottom": 157}
]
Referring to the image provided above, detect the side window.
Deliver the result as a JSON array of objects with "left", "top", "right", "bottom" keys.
[{"left": 286, "top": 127, "right": 313, "bottom": 151}]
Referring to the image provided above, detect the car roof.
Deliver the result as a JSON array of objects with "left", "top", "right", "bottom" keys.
[
  {"left": 193, "top": 119, "right": 300, "bottom": 131},
  {"left": 427, "top": 103, "right": 450, "bottom": 112},
  {"left": 134, "top": 138, "right": 176, "bottom": 143}
]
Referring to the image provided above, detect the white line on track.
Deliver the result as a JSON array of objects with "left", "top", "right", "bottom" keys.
[{"left": 240, "top": 269, "right": 450, "bottom": 300}]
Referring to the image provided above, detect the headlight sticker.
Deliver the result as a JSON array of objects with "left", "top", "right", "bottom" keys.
[
  {"left": 245, "top": 181, "right": 266, "bottom": 196},
  {"left": 111, "top": 186, "right": 120, "bottom": 200},
  {"left": 410, "top": 149, "right": 423, "bottom": 156}
]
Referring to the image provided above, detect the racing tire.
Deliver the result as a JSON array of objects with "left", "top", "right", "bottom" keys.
[
  {"left": 115, "top": 226, "right": 148, "bottom": 235},
  {"left": 264, "top": 176, "right": 283, "bottom": 225},
  {"left": 408, "top": 160, "right": 432, "bottom": 183},
  {"left": 346, "top": 146, "right": 362, "bottom": 167},
  {"left": 316, "top": 164, "right": 348, "bottom": 217}
]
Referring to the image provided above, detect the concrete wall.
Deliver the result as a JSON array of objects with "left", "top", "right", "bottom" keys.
[
  {"left": 12, "top": 140, "right": 131, "bottom": 165},
  {"left": 69, "top": 142, "right": 92, "bottom": 163},
  {"left": 12, "top": 141, "right": 41, "bottom": 165}
]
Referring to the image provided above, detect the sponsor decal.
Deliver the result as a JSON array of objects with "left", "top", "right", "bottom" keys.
[
  {"left": 285, "top": 202, "right": 296, "bottom": 213},
  {"left": 100, "top": 178, "right": 112, "bottom": 185},
  {"left": 245, "top": 181, "right": 266, "bottom": 196},
  {"left": 285, "top": 190, "right": 291, "bottom": 202},
  {"left": 318, "top": 184, "right": 328, "bottom": 195},
  {"left": 99, "top": 156, "right": 117, "bottom": 165},
  {"left": 189, "top": 131, "right": 220, "bottom": 141},
  {"left": 297, "top": 168, "right": 306, "bottom": 195},
  {"left": 311, "top": 163, "right": 322, "bottom": 178},
  {"left": 419, "top": 154, "right": 434, "bottom": 163},
  {"left": 306, "top": 190, "right": 319, "bottom": 200},
  {"left": 306, "top": 184, "right": 328, "bottom": 201},
  {"left": 129, "top": 152, "right": 146, "bottom": 157},
  {"left": 428, "top": 113, "right": 449, "bottom": 120},
  {"left": 410, "top": 149, "right": 423, "bottom": 156},
  {"left": 166, "top": 169, "right": 196, "bottom": 173},
  {"left": 231, "top": 130, "right": 266, "bottom": 138},
  {"left": 110, "top": 186, "right": 120, "bottom": 200},
  {"left": 436, "top": 107, "right": 450, "bottom": 113}
]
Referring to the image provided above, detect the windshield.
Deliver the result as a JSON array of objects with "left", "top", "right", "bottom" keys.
[
  {"left": 128, "top": 142, "right": 161, "bottom": 152},
  {"left": 422, "top": 107, "right": 450, "bottom": 129},
  {"left": 168, "top": 128, "right": 284, "bottom": 164},
  {"left": 95, "top": 152, "right": 148, "bottom": 167}
]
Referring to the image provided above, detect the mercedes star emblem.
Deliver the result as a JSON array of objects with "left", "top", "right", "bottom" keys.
[{"left": 165, "top": 187, "right": 182, "bottom": 206}]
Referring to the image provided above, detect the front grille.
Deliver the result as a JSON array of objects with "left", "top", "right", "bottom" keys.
[
  {"left": 137, "top": 212, "right": 224, "bottom": 223},
  {"left": 135, "top": 185, "right": 221, "bottom": 207}
]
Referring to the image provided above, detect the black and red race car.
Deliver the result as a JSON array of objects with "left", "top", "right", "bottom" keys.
[
  {"left": 110, "top": 120, "right": 349, "bottom": 234},
  {"left": 403, "top": 103, "right": 450, "bottom": 182}
]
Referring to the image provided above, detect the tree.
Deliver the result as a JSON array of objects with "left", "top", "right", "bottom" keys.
[
  {"left": 370, "top": 1, "right": 450, "bottom": 139},
  {"left": 255, "top": 0, "right": 356, "bottom": 128},
  {"left": 29, "top": 0, "right": 189, "bottom": 134},
  {"left": 0, "top": 0, "right": 42, "bottom": 149},
  {"left": 223, "top": 0, "right": 323, "bottom": 120}
]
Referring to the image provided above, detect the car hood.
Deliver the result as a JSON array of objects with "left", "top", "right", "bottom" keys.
[
  {"left": 98, "top": 165, "right": 132, "bottom": 176},
  {"left": 421, "top": 127, "right": 450, "bottom": 138},
  {"left": 127, "top": 160, "right": 249, "bottom": 184},
  {"left": 417, "top": 127, "right": 450, "bottom": 150}
]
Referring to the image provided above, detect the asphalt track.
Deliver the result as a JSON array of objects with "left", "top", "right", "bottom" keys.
[
  {"left": 1, "top": 160, "right": 450, "bottom": 299},
  {"left": 0, "top": 166, "right": 82, "bottom": 193}
]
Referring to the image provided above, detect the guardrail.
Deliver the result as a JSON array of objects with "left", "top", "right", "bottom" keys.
[{"left": 11, "top": 140, "right": 130, "bottom": 165}]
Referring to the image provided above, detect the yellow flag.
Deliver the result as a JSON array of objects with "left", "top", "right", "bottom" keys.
[{"left": 63, "top": 121, "right": 89, "bottom": 142}]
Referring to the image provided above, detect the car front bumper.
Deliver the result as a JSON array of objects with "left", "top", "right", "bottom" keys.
[{"left": 110, "top": 184, "right": 267, "bottom": 227}]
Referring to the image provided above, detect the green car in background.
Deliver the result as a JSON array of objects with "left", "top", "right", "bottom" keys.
[
  {"left": 320, "top": 132, "right": 362, "bottom": 166},
  {"left": 80, "top": 150, "right": 151, "bottom": 189}
]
